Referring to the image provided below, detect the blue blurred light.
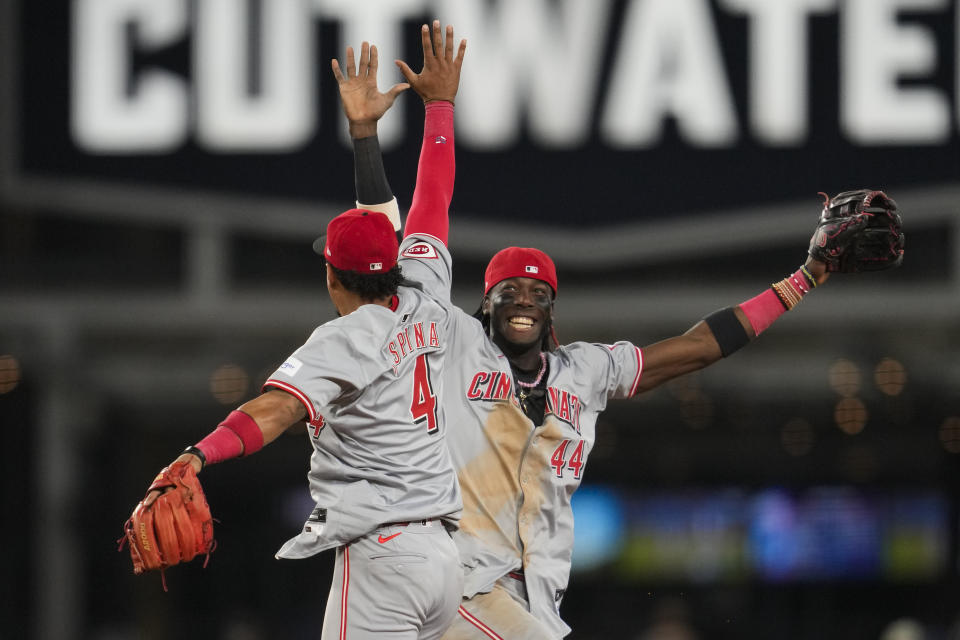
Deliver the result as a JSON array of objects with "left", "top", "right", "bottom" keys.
[{"left": 571, "top": 484, "right": 626, "bottom": 572}]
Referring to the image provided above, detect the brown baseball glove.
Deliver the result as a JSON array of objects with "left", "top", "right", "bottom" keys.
[{"left": 119, "top": 460, "right": 215, "bottom": 589}]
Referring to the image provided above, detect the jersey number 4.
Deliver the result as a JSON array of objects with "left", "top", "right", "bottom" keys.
[{"left": 410, "top": 353, "right": 439, "bottom": 434}]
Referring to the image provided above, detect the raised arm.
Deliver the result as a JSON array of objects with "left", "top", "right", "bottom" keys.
[
  {"left": 396, "top": 21, "right": 466, "bottom": 244},
  {"left": 332, "top": 41, "right": 408, "bottom": 228}
]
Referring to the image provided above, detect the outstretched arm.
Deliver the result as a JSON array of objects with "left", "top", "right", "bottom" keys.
[
  {"left": 633, "top": 256, "right": 829, "bottom": 395},
  {"left": 396, "top": 21, "right": 466, "bottom": 244},
  {"left": 637, "top": 187, "right": 902, "bottom": 393},
  {"left": 143, "top": 389, "right": 305, "bottom": 505}
]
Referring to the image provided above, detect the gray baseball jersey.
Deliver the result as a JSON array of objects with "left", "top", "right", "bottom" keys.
[
  {"left": 263, "top": 282, "right": 464, "bottom": 638},
  {"left": 399, "top": 235, "right": 642, "bottom": 639}
]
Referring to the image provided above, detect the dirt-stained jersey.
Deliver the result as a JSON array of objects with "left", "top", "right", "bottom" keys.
[
  {"left": 264, "top": 283, "right": 462, "bottom": 559},
  {"left": 399, "top": 234, "right": 642, "bottom": 638}
]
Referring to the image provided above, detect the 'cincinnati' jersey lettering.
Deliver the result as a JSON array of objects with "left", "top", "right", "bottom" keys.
[
  {"left": 466, "top": 371, "right": 515, "bottom": 402},
  {"left": 464, "top": 374, "right": 582, "bottom": 432},
  {"left": 545, "top": 387, "right": 583, "bottom": 433},
  {"left": 388, "top": 321, "right": 441, "bottom": 366}
]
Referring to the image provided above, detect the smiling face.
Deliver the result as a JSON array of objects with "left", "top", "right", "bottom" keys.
[{"left": 482, "top": 277, "right": 555, "bottom": 356}]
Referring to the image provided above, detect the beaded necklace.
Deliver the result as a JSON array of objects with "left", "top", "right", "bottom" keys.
[
  {"left": 515, "top": 352, "right": 547, "bottom": 389},
  {"left": 514, "top": 352, "right": 548, "bottom": 419}
]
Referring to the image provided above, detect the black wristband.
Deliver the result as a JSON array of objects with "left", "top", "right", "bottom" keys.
[
  {"left": 703, "top": 306, "right": 751, "bottom": 357},
  {"left": 182, "top": 445, "right": 207, "bottom": 469},
  {"left": 353, "top": 136, "right": 393, "bottom": 204}
]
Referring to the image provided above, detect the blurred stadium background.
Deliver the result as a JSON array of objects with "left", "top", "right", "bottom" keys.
[{"left": 2, "top": 1, "right": 958, "bottom": 638}]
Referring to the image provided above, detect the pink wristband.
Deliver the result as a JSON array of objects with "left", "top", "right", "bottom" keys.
[
  {"left": 220, "top": 410, "right": 264, "bottom": 456},
  {"left": 194, "top": 426, "right": 243, "bottom": 465},
  {"left": 739, "top": 288, "right": 786, "bottom": 337},
  {"left": 194, "top": 410, "right": 264, "bottom": 465},
  {"left": 739, "top": 266, "right": 816, "bottom": 337}
]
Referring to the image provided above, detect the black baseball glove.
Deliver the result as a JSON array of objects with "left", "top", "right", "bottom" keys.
[{"left": 808, "top": 189, "right": 904, "bottom": 272}]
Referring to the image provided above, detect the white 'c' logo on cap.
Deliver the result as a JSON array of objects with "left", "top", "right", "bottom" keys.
[{"left": 525, "top": 265, "right": 539, "bottom": 273}]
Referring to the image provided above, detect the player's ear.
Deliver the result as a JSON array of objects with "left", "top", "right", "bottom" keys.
[
  {"left": 326, "top": 264, "right": 341, "bottom": 291},
  {"left": 480, "top": 294, "right": 491, "bottom": 316}
]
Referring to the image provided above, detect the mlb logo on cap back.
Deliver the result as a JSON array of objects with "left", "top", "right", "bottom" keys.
[
  {"left": 312, "top": 209, "right": 398, "bottom": 274},
  {"left": 484, "top": 247, "right": 557, "bottom": 295}
]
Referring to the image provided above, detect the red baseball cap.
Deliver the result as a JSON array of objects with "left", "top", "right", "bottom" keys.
[
  {"left": 484, "top": 247, "right": 557, "bottom": 295},
  {"left": 312, "top": 209, "right": 398, "bottom": 274}
]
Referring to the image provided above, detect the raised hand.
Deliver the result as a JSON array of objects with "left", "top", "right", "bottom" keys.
[
  {"left": 332, "top": 41, "right": 409, "bottom": 139},
  {"left": 396, "top": 20, "right": 467, "bottom": 104}
]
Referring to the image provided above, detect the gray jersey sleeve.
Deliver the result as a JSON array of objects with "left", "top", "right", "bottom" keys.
[
  {"left": 561, "top": 341, "right": 644, "bottom": 409},
  {"left": 397, "top": 234, "right": 454, "bottom": 304},
  {"left": 264, "top": 322, "right": 377, "bottom": 422}
]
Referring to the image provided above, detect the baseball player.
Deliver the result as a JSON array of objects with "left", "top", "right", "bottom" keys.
[
  {"left": 348, "top": 20, "right": 903, "bottom": 640},
  {"left": 129, "top": 33, "right": 470, "bottom": 636}
]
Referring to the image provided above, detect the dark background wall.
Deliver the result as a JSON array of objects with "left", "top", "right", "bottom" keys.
[{"left": 2, "top": 1, "right": 959, "bottom": 639}]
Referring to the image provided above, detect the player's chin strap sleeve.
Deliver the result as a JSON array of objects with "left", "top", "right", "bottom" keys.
[
  {"left": 705, "top": 265, "right": 816, "bottom": 357},
  {"left": 188, "top": 410, "right": 265, "bottom": 468}
]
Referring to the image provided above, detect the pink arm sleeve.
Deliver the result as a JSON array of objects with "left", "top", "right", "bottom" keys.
[{"left": 403, "top": 101, "right": 455, "bottom": 245}]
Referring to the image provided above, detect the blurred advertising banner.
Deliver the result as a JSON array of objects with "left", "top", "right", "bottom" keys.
[
  {"left": 571, "top": 485, "right": 950, "bottom": 583},
  {"left": 13, "top": 0, "right": 960, "bottom": 225}
]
